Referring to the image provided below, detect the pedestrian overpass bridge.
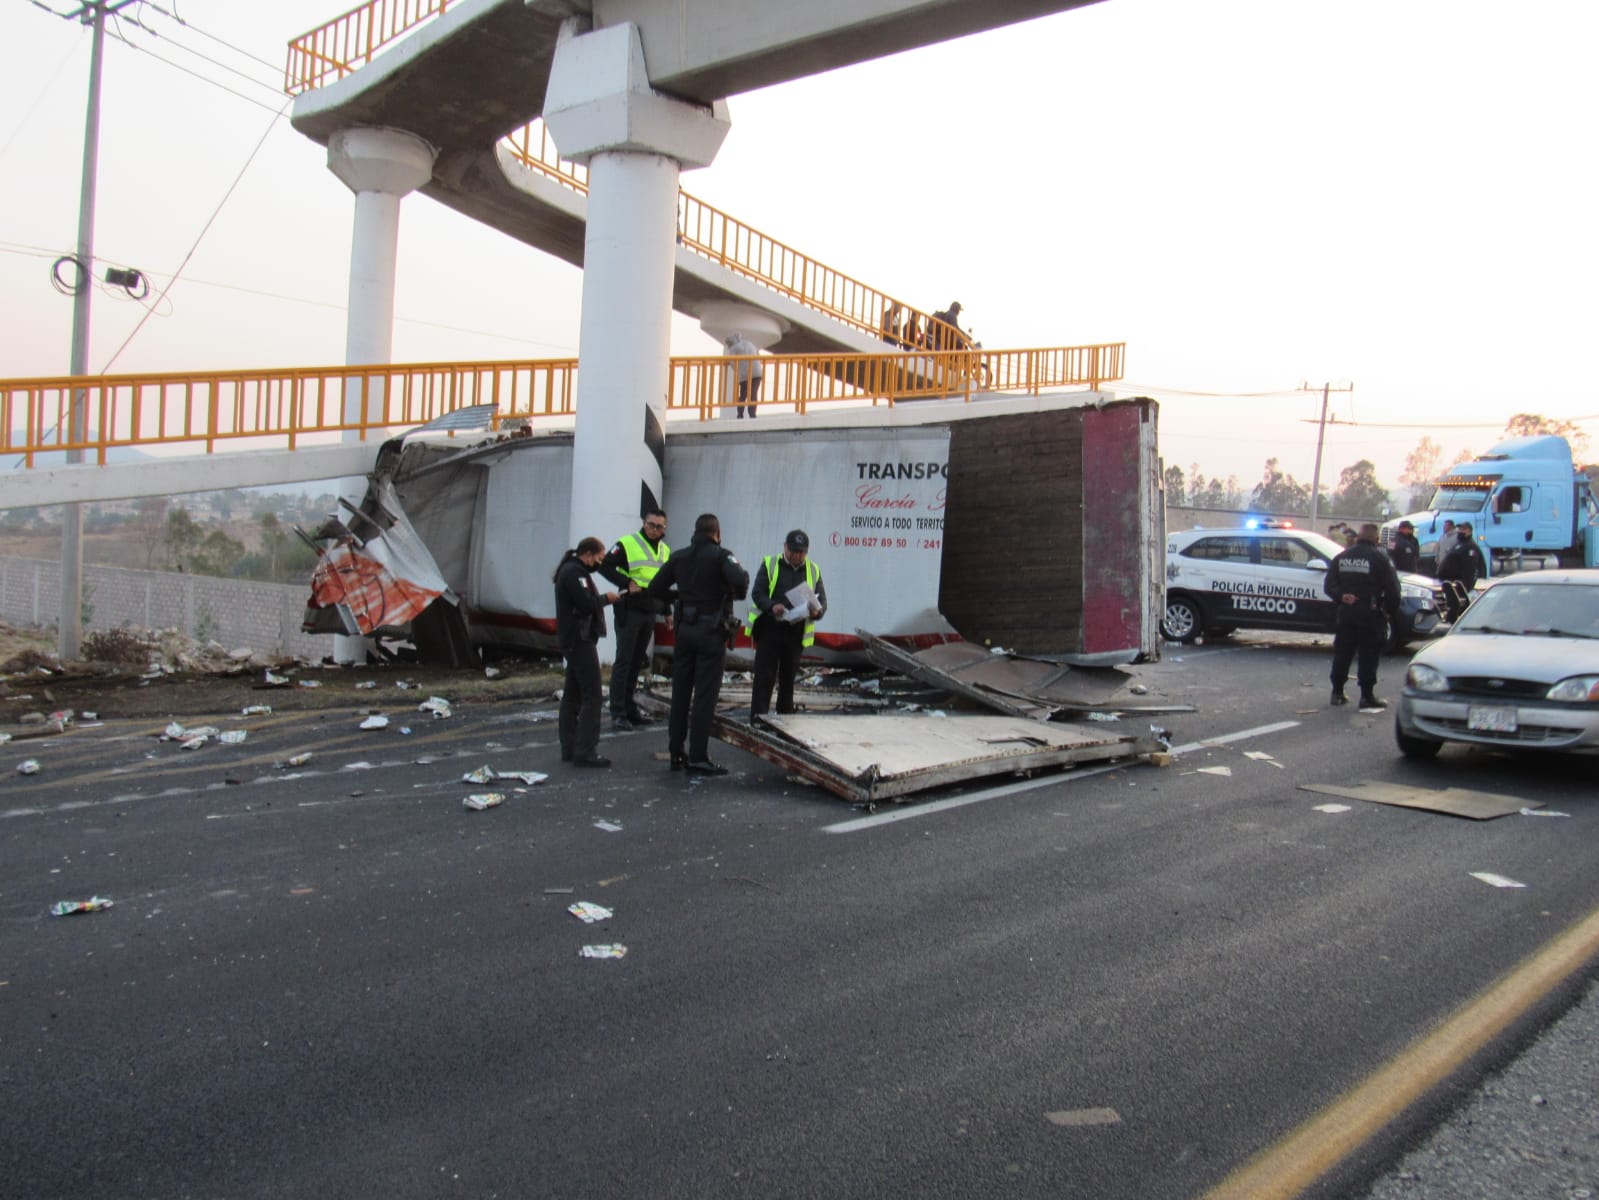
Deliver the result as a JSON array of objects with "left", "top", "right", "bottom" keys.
[{"left": 4, "top": 0, "right": 1121, "bottom": 510}]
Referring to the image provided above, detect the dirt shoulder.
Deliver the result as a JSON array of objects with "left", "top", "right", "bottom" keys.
[{"left": 0, "top": 621, "right": 565, "bottom": 725}]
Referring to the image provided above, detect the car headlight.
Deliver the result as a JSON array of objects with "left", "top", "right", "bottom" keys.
[
  {"left": 1400, "top": 581, "right": 1432, "bottom": 602},
  {"left": 1406, "top": 663, "right": 1448, "bottom": 692},
  {"left": 1547, "top": 675, "right": 1599, "bottom": 702}
]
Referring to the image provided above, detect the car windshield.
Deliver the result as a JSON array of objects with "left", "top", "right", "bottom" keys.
[
  {"left": 1453, "top": 582, "right": 1599, "bottom": 639},
  {"left": 1294, "top": 532, "right": 1344, "bottom": 560},
  {"left": 1425, "top": 486, "right": 1490, "bottom": 513}
]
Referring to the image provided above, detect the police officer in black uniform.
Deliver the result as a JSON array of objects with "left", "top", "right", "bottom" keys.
[
  {"left": 645, "top": 513, "right": 749, "bottom": 775},
  {"left": 1389, "top": 519, "right": 1422, "bottom": 573},
  {"left": 553, "top": 536, "right": 622, "bottom": 767},
  {"left": 1324, "top": 522, "right": 1401, "bottom": 709}
]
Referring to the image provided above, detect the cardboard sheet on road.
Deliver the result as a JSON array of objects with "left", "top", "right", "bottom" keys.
[
  {"left": 857, "top": 631, "right": 1190, "bottom": 721},
  {"left": 1299, "top": 781, "right": 1539, "bottom": 821},
  {"left": 716, "top": 712, "right": 1162, "bottom": 804}
]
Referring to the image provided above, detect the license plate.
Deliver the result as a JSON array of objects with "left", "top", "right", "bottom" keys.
[{"left": 1468, "top": 706, "right": 1518, "bottom": 733}]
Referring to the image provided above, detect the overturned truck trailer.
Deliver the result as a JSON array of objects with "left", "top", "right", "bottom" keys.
[{"left": 308, "top": 392, "right": 1164, "bottom": 665}]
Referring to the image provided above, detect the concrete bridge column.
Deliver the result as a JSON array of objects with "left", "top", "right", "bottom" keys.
[
  {"left": 327, "top": 127, "right": 436, "bottom": 429},
  {"left": 544, "top": 19, "right": 730, "bottom": 660},
  {"left": 326, "top": 127, "right": 436, "bottom": 663}
]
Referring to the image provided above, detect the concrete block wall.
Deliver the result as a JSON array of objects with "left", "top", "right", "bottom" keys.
[{"left": 0, "top": 557, "right": 323, "bottom": 660}]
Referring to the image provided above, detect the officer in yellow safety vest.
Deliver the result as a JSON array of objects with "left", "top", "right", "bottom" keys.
[
  {"left": 745, "top": 529, "right": 828, "bottom": 719},
  {"left": 598, "top": 508, "right": 671, "bottom": 729}
]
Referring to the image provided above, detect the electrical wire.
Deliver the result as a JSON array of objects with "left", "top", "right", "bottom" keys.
[
  {"left": 104, "top": 24, "right": 288, "bottom": 115},
  {"left": 137, "top": 0, "right": 281, "bottom": 72},
  {"left": 0, "top": 30, "right": 84, "bottom": 167},
  {"left": 96, "top": 96, "right": 289, "bottom": 373},
  {"left": 110, "top": 4, "right": 282, "bottom": 97},
  {"left": 0, "top": 244, "right": 578, "bottom": 352}
]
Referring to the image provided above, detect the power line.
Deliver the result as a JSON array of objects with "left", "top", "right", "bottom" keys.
[
  {"left": 137, "top": 1, "right": 281, "bottom": 72},
  {"left": 103, "top": 22, "right": 287, "bottom": 114},
  {"left": 98, "top": 95, "right": 288, "bottom": 372},
  {"left": 107, "top": 3, "right": 281, "bottom": 97}
]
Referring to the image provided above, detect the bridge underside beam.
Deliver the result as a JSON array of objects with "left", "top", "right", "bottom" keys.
[{"left": 1, "top": 445, "right": 380, "bottom": 510}]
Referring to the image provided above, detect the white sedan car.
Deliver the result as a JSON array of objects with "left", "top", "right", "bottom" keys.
[{"left": 1395, "top": 570, "right": 1599, "bottom": 758}]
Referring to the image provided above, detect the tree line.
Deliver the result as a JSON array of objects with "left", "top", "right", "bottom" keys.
[{"left": 1166, "top": 413, "right": 1593, "bottom": 520}]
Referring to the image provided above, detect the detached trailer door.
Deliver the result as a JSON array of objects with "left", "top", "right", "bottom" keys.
[{"left": 939, "top": 397, "right": 1162, "bottom": 662}]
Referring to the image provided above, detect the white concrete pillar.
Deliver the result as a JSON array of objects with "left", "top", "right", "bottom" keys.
[
  {"left": 327, "top": 127, "right": 436, "bottom": 431},
  {"left": 327, "top": 126, "right": 435, "bottom": 664},
  {"left": 545, "top": 21, "right": 729, "bottom": 662},
  {"left": 697, "top": 302, "right": 785, "bottom": 421}
]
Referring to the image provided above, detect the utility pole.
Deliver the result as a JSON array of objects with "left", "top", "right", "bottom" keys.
[
  {"left": 1300, "top": 381, "right": 1354, "bottom": 529},
  {"left": 57, "top": 0, "right": 141, "bottom": 661}
]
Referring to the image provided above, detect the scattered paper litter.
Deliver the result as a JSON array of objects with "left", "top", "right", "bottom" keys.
[
  {"left": 579, "top": 944, "right": 627, "bottom": 959},
  {"left": 50, "top": 897, "right": 113, "bottom": 916},
  {"left": 1519, "top": 807, "right": 1570, "bottom": 818},
  {"left": 284, "top": 752, "right": 312, "bottom": 768},
  {"left": 567, "top": 902, "right": 613, "bottom": 924},
  {"left": 484, "top": 667, "right": 501, "bottom": 679},
  {"left": 263, "top": 670, "right": 289, "bottom": 686},
  {"left": 359, "top": 715, "right": 390, "bottom": 730},
  {"left": 162, "top": 721, "right": 186, "bottom": 741},
  {"left": 497, "top": 770, "right": 547, "bottom": 785},
  {"left": 218, "top": 730, "right": 248, "bottom": 745},
  {"left": 241, "top": 705, "right": 272, "bottom": 716},
  {"left": 462, "top": 765, "right": 497, "bottom": 784},
  {"left": 17, "top": 759, "right": 40, "bottom": 775},
  {"left": 1195, "top": 766, "right": 1233, "bottom": 777},
  {"left": 297, "top": 679, "right": 322, "bottom": 689},
  {"left": 355, "top": 681, "right": 377, "bottom": 690},
  {"left": 1044, "top": 1108, "right": 1122, "bottom": 1128},
  {"left": 1470, "top": 872, "right": 1527, "bottom": 889},
  {"left": 179, "top": 736, "right": 210, "bottom": 751},
  {"left": 593, "top": 820, "right": 623, "bottom": 833},
  {"left": 463, "top": 793, "right": 505, "bottom": 811},
  {"left": 418, "top": 697, "right": 452, "bottom": 719},
  {"left": 1312, "top": 803, "right": 1352, "bottom": 814},
  {"left": 0, "top": 732, "right": 11, "bottom": 745}
]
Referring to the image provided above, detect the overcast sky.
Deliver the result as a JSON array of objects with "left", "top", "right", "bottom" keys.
[{"left": 1, "top": 0, "right": 1594, "bottom": 498}]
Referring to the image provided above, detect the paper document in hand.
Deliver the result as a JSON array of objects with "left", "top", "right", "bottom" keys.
[{"left": 784, "top": 582, "right": 818, "bottom": 623}]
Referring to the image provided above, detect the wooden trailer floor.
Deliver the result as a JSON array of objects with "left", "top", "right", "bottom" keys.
[{"left": 715, "top": 712, "right": 1166, "bottom": 805}]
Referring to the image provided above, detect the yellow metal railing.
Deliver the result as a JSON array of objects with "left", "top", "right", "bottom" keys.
[
  {"left": 286, "top": 0, "right": 453, "bottom": 95},
  {"left": 1, "top": 345, "right": 1122, "bottom": 465},
  {"left": 502, "top": 121, "right": 956, "bottom": 349}
]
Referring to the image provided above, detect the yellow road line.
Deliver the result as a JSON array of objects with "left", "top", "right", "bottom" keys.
[{"left": 1202, "top": 903, "right": 1599, "bottom": 1199}]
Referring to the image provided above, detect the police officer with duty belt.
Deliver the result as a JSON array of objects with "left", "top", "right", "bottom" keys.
[
  {"left": 645, "top": 513, "right": 749, "bottom": 775},
  {"left": 598, "top": 507, "right": 670, "bottom": 730},
  {"left": 1324, "top": 521, "right": 1401, "bottom": 710}
]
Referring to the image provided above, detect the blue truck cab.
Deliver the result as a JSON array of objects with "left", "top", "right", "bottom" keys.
[{"left": 1382, "top": 435, "right": 1599, "bottom": 572}]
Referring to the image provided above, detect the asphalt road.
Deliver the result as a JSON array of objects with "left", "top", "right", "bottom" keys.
[{"left": 3, "top": 633, "right": 1596, "bottom": 1199}]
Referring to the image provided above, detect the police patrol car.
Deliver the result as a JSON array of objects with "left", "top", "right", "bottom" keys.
[{"left": 1162, "top": 521, "right": 1446, "bottom": 648}]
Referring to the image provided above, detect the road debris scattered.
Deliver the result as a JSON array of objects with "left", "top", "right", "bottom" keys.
[
  {"left": 567, "top": 902, "right": 613, "bottom": 924},
  {"left": 17, "top": 759, "right": 40, "bottom": 775},
  {"left": 219, "top": 730, "right": 248, "bottom": 745},
  {"left": 242, "top": 705, "right": 272, "bottom": 716},
  {"left": 1470, "top": 872, "right": 1527, "bottom": 889},
  {"left": 50, "top": 897, "right": 113, "bottom": 916},
  {"left": 579, "top": 944, "right": 627, "bottom": 959},
  {"left": 359, "top": 715, "right": 390, "bottom": 730},
  {"left": 418, "top": 697, "right": 452, "bottom": 719},
  {"left": 593, "top": 820, "right": 623, "bottom": 833},
  {"left": 463, "top": 792, "right": 505, "bottom": 811}
]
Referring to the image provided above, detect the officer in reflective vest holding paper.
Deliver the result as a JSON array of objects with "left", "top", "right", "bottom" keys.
[
  {"left": 746, "top": 529, "right": 828, "bottom": 719},
  {"left": 598, "top": 508, "right": 670, "bottom": 730}
]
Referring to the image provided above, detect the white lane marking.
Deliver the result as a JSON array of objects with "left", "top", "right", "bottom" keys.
[{"left": 822, "top": 720, "right": 1302, "bottom": 834}]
